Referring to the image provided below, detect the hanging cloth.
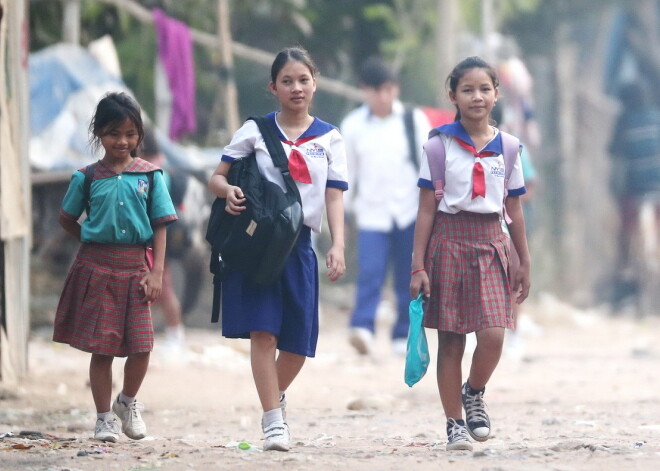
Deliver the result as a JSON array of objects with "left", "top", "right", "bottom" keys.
[
  {"left": 454, "top": 137, "right": 497, "bottom": 199},
  {"left": 152, "top": 9, "right": 197, "bottom": 141}
]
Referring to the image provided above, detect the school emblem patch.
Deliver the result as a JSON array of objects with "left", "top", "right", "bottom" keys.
[
  {"left": 491, "top": 160, "right": 505, "bottom": 178},
  {"left": 305, "top": 143, "right": 326, "bottom": 159},
  {"left": 137, "top": 178, "right": 149, "bottom": 195}
]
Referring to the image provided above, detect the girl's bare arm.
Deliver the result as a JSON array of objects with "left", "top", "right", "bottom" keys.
[{"left": 409, "top": 188, "right": 436, "bottom": 299}]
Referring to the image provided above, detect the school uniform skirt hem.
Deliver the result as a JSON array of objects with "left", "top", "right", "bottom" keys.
[
  {"left": 53, "top": 243, "right": 154, "bottom": 357},
  {"left": 422, "top": 212, "right": 513, "bottom": 334}
]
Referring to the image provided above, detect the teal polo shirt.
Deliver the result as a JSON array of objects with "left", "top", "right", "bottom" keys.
[{"left": 60, "top": 158, "right": 178, "bottom": 245}]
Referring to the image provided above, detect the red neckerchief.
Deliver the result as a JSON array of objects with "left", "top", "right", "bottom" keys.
[
  {"left": 454, "top": 137, "right": 497, "bottom": 199},
  {"left": 281, "top": 135, "right": 315, "bottom": 184}
]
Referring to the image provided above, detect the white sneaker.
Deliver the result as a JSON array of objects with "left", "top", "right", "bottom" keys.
[
  {"left": 94, "top": 417, "right": 120, "bottom": 442},
  {"left": 446, "top": 418, "right": 473, "bottom": 451},
  {"left": 263, "top": 421, "right": 290, "bottom": 452},
  {"left": 112, "top": 396, "right": 147, "bottom": 440},
  {"left": 349, "top": 327, "right": 373, "bottom": 355}
]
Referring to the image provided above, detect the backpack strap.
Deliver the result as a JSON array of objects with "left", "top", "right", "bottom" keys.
[
  {"left": 500, "top": 131, "right": 521, "bottom": 225},
  {"left": 210, "top": 258, "right": 223, "bottom": 323},
  {"left": 248, "top": 116, "right": 302, "bottom": 204},
  {"left": 83, "top": 162, "right": 99, "bottom": 215},
  {"left": 145, "top": 171, "right": 155, "bottom": 220},
  {"left": 403, "top": 106, "right": 419, "bottom": 171},
  {"left": 423, "top": 129, "right": 447, "bottom": 201}
]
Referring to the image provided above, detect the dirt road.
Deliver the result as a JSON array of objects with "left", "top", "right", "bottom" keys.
[{"left": 1, "top": 292, "right": 659, "bottom": 470}]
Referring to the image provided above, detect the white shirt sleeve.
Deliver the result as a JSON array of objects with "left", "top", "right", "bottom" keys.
[
  {"left": 326, "top": 129, "right": 349, "bottom": 189},
  {"left": 221, "top": 120, "right": 260, "bottom": 161},
  {"left": 507, "top": 149, "right": 526, "bottom": 194}
]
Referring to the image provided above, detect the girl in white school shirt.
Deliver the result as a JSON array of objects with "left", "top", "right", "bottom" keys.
[
  {"left": 208, "top": 47, "right": 347, "bottom": 452},
  {"left": 409, "top": 56, "right": 531, "bottom": 451}
]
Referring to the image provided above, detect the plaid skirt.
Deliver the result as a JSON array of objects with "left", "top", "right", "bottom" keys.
[
  {"left": 53, "top": 243, "right": 153, "bottom": 356},
  {"left": 423, "top": 212, "right": 513, "bottom": 333}
]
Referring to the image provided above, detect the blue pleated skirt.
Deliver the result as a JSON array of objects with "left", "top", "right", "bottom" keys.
[{"left": 220, "top": 226, "right": 320, "bottom": 357}]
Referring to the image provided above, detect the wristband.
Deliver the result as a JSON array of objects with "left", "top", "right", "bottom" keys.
[{"left": 410, "top": 268, "right": 426, "bottom": 275}]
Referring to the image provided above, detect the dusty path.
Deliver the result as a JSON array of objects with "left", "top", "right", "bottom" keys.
[{"left": 1, "top": 293, "right": 659, "bottom": 470}]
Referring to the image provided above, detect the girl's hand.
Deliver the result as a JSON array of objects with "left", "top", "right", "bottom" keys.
[
  {"left": 325, "top": 245, "right": 345, "bottom": 282},
  {"left": 409, "top": 269, "right": 430, "bottom": 299},
  {"left": 225, "top": 185, "right": 246, "bottom": 215},
  {"left": 512, "top": 263, "right": 531, "bottom": 304},
  {"left": 139, "top": 270, "right": 163, "bottom": 304}
]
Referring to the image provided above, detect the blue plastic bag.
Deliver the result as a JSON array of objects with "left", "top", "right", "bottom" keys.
[{"left": 404, "top": 294, "right": 430, "bottom": 387}]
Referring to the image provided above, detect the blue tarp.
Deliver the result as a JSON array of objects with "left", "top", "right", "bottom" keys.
[{"left": 29, "top": 43, "right": 215, "bottom": 172}]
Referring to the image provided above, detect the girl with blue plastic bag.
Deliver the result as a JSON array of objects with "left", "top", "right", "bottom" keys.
[{"left": 409, "top": 57, "right": 531, "bottom": 451}]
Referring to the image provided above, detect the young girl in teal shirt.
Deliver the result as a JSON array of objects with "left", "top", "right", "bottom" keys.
[{"left": 54, "top": 92, "right": 177, "bottom": 443}]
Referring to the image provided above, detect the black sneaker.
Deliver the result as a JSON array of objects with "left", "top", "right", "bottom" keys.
[
  {"left": 461, "top": 382, "right": 490, "bottom": 441},
  {"left": 445, "top": 418, "right": 473, "bottom": 451}
]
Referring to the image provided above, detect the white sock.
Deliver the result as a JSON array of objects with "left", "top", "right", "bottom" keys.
[
  {"left": 165, "top": 324, "right": 185, "bottom": 343},
  {"left": 97, "top": 411, "right": 112, "bottom": 421},
  {"left": 118, "top": 392, "right": 135, "bottom": 405},
  {"left": 262, "top": 408, "right": 283, "bottom": 429}
]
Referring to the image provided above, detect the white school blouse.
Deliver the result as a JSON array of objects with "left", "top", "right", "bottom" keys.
[
  {"left": 417, "top": 121, "right": 526, "bottom": 215},
  {"left": 341, "top": 100, "right": 431, "bottom": 231},
  {"left": 221, "top": 112, "right": 349, "bottom": 233}
]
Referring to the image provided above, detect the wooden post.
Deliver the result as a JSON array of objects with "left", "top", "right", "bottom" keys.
[
  {"left": 555, "top": 24, "right": 578, "bottom": 298},
  {"left": 0, "top": 0, "right": 31, "bottom": 382},
  {"left": 481, "top": 0, "right": 496, "bottom": 62},
  {"left": 217, "top": 0, "right": 240, "bottom": 134},
  {"left": 62, "top": 0, "right": 81, "bottom": 45},
  {"left": 436, "top": 0, "right": 457, "bottom": 107}
]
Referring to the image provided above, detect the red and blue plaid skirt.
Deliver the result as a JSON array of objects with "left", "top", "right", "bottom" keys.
[
  {"left": 423, "top": 211, "right": 513, "bottom": 333},
  {"left": 53, "top": 243, "right": 153, "bottom": 356}
]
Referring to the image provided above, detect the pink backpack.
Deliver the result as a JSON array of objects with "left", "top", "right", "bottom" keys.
[{"left": 423, "top": 129, "right": 521, "bottom": 224}]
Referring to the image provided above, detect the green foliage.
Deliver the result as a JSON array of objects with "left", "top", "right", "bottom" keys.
[
  {"left": 500, "top": 0, "right": 618, "bottom": 55},
  {"left": 114, "top": 25, "right": 156, "bottom": 118},
  {"left": 461, "top": 0, "right": 540, "bottom": 32},
  {"left": 29, "top": 1, "right": 63, "bottom": 50},
  {"left": 30, "top": 0, "right": 598, "bottom": 144}
]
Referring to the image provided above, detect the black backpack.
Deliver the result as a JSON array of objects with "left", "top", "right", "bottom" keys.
[{"left": 205, "top": 116, "right": 304, "bottom": 322}]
